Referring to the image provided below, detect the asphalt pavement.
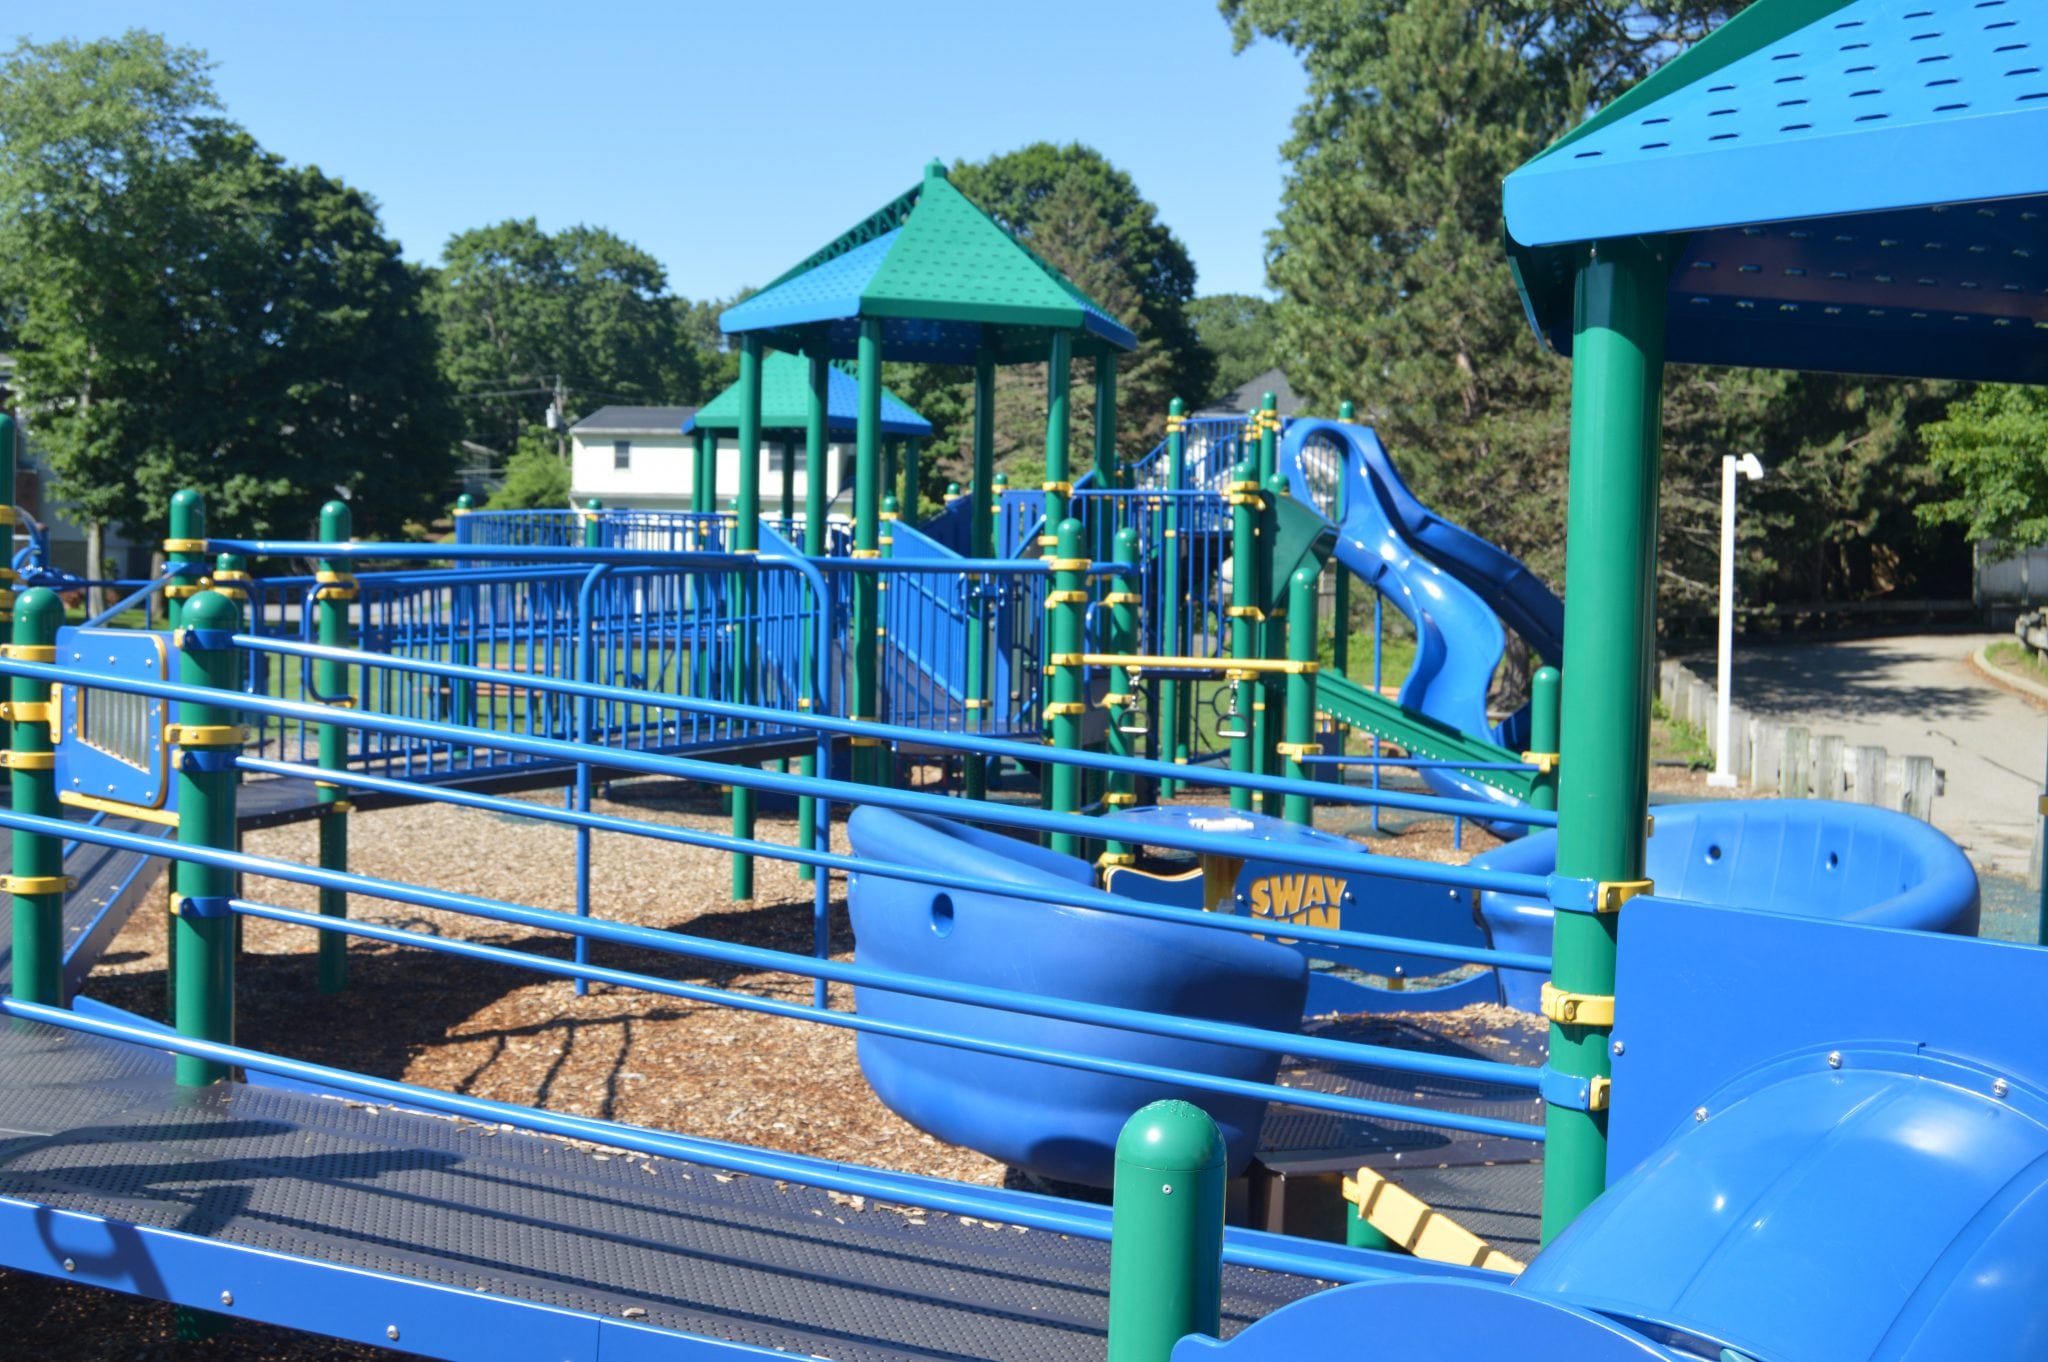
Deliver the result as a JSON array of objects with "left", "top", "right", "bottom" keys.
[{"left": 1714, "top": 633, "right": 2045, "bottom": 876}]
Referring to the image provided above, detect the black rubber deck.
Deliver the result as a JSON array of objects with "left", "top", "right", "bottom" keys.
[
  {"left": 0, "top": 1022, "right": 1323, "bottom": 1360},
  {"left": 1260, "top": 1011, "right": 1546, "bottom": 1255}
]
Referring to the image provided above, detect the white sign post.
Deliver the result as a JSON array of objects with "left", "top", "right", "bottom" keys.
[{"left": 1711, "top": 452, "right": 1766, "bottom": 788}]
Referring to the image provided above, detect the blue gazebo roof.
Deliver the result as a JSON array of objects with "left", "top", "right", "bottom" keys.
[{"left": 1505, "top": 0, "right": 2048, "bottom": 384}]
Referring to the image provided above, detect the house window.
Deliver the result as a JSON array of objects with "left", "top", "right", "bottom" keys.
[{"left": 613, "top": 440, "right": 631, "bottom": 471}]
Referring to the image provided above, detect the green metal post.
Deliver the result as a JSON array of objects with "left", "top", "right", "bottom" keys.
[
  {"left": 582, "top": 498, "right": 603, "bottom": 550},
  {"left": 1259, "top": 471, "right": 1290, "bottom": 818},
  {"left": 1543, "top": 237, "right": 1669, "bottom": 1243},
  {"left": 1093, "top": 354, "right": 1119, "bottom": 564},
  {"left": 853, "top": 319, "right": 885, "bottom": 786},
  {"left": 164, "top": 488, "right": 205, "bottom": 1019},
  {"left": 900, "top": 437, "right": 920, "bottom": 524},
  {"left": 1283, "top": 566, "right": 1319, "bottom": 826},
  {"left": 1529, "top": 665, "right": 1561, "bottom": 814},
  {"left": 694, "top": 430, "right": 713, "bottom": 514},
  {"left": 964, "top": 354, "right": 997, "bottom": 800},
  {"left": 799, "top": 354, "right": 831, "bottom": 881},
  {"left": 1227, "top": 461, "right": 1257, "bottom": 811},
  {"left": 1043, "top": 333, "right": 1073, "bottom": 543},
  {"left": 315, "top": 500, "right": 353, "bottom": 994},
  {"left": 733, "top": 337, "right": 763, "bottom": 899},
  {"left": 1106, "top": 1100, "right": 1224, "bottom": 1362},
  {"left": 1158, "top": 400, "right": 1186, "bottom": 800},
  {"left": 1049, "top": 518, "right": 1086, "bottom": 857},
  {"left": 10, "top": 588, "right": 64, "bottom": 1007},
  {"left": 1332, "top": 401, "right": 1355, "bottom": 681},
  {"left": 1257, "top": 391, "right": 1278, "bottom": 485},
  {"left": 0, "top": 408, "right": 16, "bottom": 760},
  {"left": 174, "top": 589, "right": 244, "bottom": 1087},
  {"left": 781, "top": 437, "right": 797, "bottom": 524},
  {"left": 1103, "top": 528, "right": 1140, "bottom": 866}
]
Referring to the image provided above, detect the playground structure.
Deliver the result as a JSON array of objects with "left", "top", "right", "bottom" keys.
[{"left": 0, "top": 3, "right": 2042, "bottom": 1358}]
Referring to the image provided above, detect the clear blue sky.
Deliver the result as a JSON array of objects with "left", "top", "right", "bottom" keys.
[{"left": 15, "top": 1, "right": 1307, "bottom": 302}]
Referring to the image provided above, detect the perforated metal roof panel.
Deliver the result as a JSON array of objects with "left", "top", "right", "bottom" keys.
[{"left": 1504, "top": 0, "right": 2048, "bottom": 382}]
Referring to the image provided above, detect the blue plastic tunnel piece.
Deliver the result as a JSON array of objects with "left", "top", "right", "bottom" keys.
[{"left": 844, "top": 806, "right": 1307, "bottom": 1187}]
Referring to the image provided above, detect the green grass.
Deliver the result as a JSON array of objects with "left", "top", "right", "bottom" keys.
[
  {"left": 1649, "top": 697, "right": 1713, "bottom": 768},
  {"left": 1986, "top": 639, "right": 2048, "bottom": 688}
]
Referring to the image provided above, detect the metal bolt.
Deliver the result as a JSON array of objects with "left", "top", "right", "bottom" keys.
[
  {"left": 1994, "top": 1078, "right": 2010, "bottom": 1099},
  {"left": 61, "top": 1258, "right": 74, "bottom": 1273},
  {"left": 1693, "top": 1106, "right": 1708, "bottom": 1123},
  {"left": 1611, "top": 1041, "right": 1625, "bottom": 1056},
  {"left": 1827, "top": 1051, "right": 1842, "bottom": 1070},
  {"left": 220, "top": 1291, "right": 233, "bottom": 1307},
  {"left": 1161, "top": 1184, "right": 1173, "bottom": 1196},
  {"left": 387, "top": 1325, "right": 400, "bottom": 1341}
]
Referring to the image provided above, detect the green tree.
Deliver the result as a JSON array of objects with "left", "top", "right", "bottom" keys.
[
  {"left": 1919, "top": 385, "right": 2048, "bottom": 550},
  {"left": 1187, "top": 294, "right": 1284, "bottom": 397},
  {"left": 0, "top": 31, "right": 458, "bottom": 567},
  {"left": 433, "top": 221, "right": 696, "bottom": 461},
  {"left": 484, "top": 440, "right": 572, "bottom": 510}
]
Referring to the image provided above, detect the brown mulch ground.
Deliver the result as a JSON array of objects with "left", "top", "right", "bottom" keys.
[{"left": 3, "top": 761, "right": 1740, "bottom": 1359}]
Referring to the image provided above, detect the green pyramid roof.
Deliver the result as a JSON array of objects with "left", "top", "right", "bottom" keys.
[
  {"left": 685, "top": 352, "right": 931, "bottom": 437},
  {"left": 719, "top": 162, "right": 1138, "bottom": 366}
]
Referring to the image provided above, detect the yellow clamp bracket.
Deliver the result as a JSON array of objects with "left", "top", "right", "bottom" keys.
[
  {"left": 1103, "top": 692, "right": 1134, "bottom": 707},
  {"left": 2039, "top": 794, "right": 2048, "bottom": 818},
  {"left": 1596, "top": 878, "right": 1654, "bottom": 914},
  {"left": 4, "top": 874, "right": 75, "bottom": 896},
  {"left": 1043, "top": 702, "right": 1087, "bottom": 717},
  {"left": 1044, "top": 590, "right": 1090, "bottom": 606},
  {"left": 162, "top": 537, "right": 209, "bottom": 555},
  {"left": 848, "top": 734, "right": 884, "bottom": 747},
  {"left": 1102, "top": 791, "right": 1137, "bottom": 807},
  {"left": 1225, "top": 479, "right": 1263, "bottom": 494},
  {"left": 1540, "top": 981, "right": 1616, "bottom": 1028},
  {"left": 0, "top": 701, "right": 52, "bottom": 724},
  {"left": 1046, "top": 558, "right": 1092, "bottom": 573},
  {"left": 318, "top": 799, "right": 356, "bottom": 815},
  {"left": 164, "top": 583, "right": 207, "bottom": 600},
  {"left": 962, "top": 698, "right": 988, "bottom": 710},
  {"left": 1224, "top": 668, "right": 1259, "bottom": 682},
  {"left": 1225, "top": 605, "right": 1267, "bottom": 620},
  {"left": 451, "top": 506, "right": 471, "bottom": 517},
  {"left": 1041, "top": 481, "right": 1073, "bottom": 496},
  {"left": 1165, "top": 414, "right": 1187, "bottom": 434},
  {"left": 313, "top": 571, "right": 360, "bottom": 602},
  {"left": 165, "top": 723, "right": 250, "bottom": 748},
  {"left": 1275, "top": 741, "right": 1322, "bottom": 759},
  {"left": 1097, "top": 852, "right": 1137, "bottom": 868},
  {"left": 0, "top": 750, "right": 54, "bottom": 770},
  {"left": 1521, "top": 750, "right": 1560, "bottom": 775},
  {"left": 1343, "top": 1168, "right": 1526, "bottom": 1275},
  {"left": 796, "top": 697, "right": 813, "bottom": 709},
  {"left": 2, "top": 645, "right": 55, "bottom": 663},
  {"left": 850, "top": 548, "right": 881, "bottom": 559},
  {"left": 0, "top": 507, "right": 14, "bottom": 526},
  {"left": 1100, "top": 592, "right": 1142, "bottom": 607}
]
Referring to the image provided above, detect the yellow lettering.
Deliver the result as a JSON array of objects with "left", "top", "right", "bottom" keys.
[
  {"left": 1322, "top": 877, "right": 1346, "bottom": 916},
  {"left": 1273, "top": 875, "right": 1305, "bottom": 918},
  {"left": 1302, "top": 877, "right": 1327, "bottom": 909},
  {"left": 1249, "top": 878, "right": 1271, "bottom": 917}
]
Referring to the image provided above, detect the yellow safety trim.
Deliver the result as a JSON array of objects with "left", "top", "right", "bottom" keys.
[
  {"left": 1521, "top": 750, "right": 1559, "bottom": 775},
  {"left": 1164, "top": 414, "right": 1187, "bottom": 434},
  {"left": 1343, "top": 1168, "right": 1525, "bottom": 1274},
  {"left": 879, "top": 510, "right": 898, "bottom": 522},
  {"left": 1046, "top": 558, "right": 1092, "bottom": 573},
  {"left": 162, "top": 537, "right": 209, "bottom": 554},
  {"left": 451, "top": 506, "right": 471, "bottom": 517},
  {"left": 1043, "top": 702, "right": 1087, "bottom": 717},
  {"left": 1101, "top": 791, "right": 1137, "bottom": 807},
  {"left": 1540, "top": 981, "right": 1615, "bottom": 1028},
  {"left": 0, "top": 750, "right": 54, "bottom": 770},
  {"left": 850, "top": 549, "right": 881, "bottom": 559},
  {"left": 1276, "top": 741, "right": 1322, "bottom": 759},
  {"left": 1041, "top": 481, "right": 1073, "bottom": 496},
  {"left": 3, "top": 874, "right": 75, "bottom": 896},
  {"left": 0, "top": 701, "right": 52, "bottom": 724},
  {"left": 1596, "top": 878, "right": 1653, "bottom": 914},
  {"left": 313, "top": 583, "right": 359, "bottom": 602},
  {"left": 1044, "top": 590, "right": 1090, "bottom": 606},
  {"left": 60, "top": 791, "right": 179, "bottom": 826},
  {"left": 165, "top": 723, "right": 250, "bottom": 748}
]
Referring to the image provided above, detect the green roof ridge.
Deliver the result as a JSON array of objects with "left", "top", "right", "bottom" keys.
[{"left": 757, "top": 182, "right": 923, "bottom": 295}]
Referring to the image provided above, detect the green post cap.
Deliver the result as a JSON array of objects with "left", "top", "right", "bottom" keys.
[
  {"left": 1339, "top": 400, "right": 1356, "bottom": 421},
  {"left": 1261, "top": 391, "right": 1277, "bottom": 410},
  {"left": 586, "top": 497, "right": 603, "bottom": 510},
  {"left": 169, "top": 488, "right": 205, "bottom": 539},
  {"left": 14, "top": 586, "right": 61, "bottom": 635},
  {"left": 1169, "top": 396, "right": 1185, "bottom": 416},
  {"left": 1115, "top": 526, "right": 1138, "bottom": 553},
  {"left": 182, "top": 589, "right": 240, "bottom": 633},
  {"left": 455, "top": 493, "right": 474, "bottom": 511},
  {"left": 947, "top": 481, "right": 962, "bottom": 496},
  {"left": 1115, "top": 1100, "right": 1224, "bottom": 1171},
  {"left": 993, "top": 472, "right": 1008, "bottom": 489},
  {"left": 925, "top": 158, "right": 948, "bottom": 184},
  {"left": 319, "top": 499, "right": 352, "bottom": 540}
]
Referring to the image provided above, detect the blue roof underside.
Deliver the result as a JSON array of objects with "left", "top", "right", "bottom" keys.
[
  {"left": 718, "top": 231, "right": 899, "bottom": 335},
  {"left": 1505, "top": 0, "right": 2048, "bottom": 383}
]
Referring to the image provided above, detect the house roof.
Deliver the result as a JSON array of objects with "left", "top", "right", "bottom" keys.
[
  {"left": 1503, "top": 0, "right": 2048, "bottom": 384},
  {"left": 1196, "top": 368, "right": 1301, "bottom": 418},
  {"left": 685, "top": 351, "right": 932, "bottom": 438},
  {"left": 570, "top": 406, "right": 700, "bottom": 435},
  {"left": 718, "top": 162, "right": 1138, "bottom": 366}
]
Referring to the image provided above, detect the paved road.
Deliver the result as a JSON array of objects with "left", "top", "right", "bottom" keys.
[{"left": 1717, "top": 633, "right": 2044, "bottom": 876}]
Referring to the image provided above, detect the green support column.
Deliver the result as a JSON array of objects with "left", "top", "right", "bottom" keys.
[
  {"left": 1543, "top": 237, "right": 1669, "bottom": 1243},
  {"left": 0, "top": 408, "right": 17, "bottom": 761},
  {"left": 1106, "top": 1100, "right": 1224, "bottom": 1362},
  {"left": 1529, "top": 665, "right": 1561, "bottom": 814},
  {"left": 781, "top": 437, "right": 798, "bottom": 524},
  {"left": 900, "top": 437, "right": 920, "bottom": 524},
  {"left": 694, "top": 430, "right": 713, "bottom": 513},
  {"left": 164, "top": 488, "right": 205, "bottom": 1020},
  {"left": 1157, "top": 401, "right": 1187, "bottom": 800},
  {"left": 964, "top": 353, "right": 997, "bottom": 800},
  {"left": 9, "top": 588, "right": 64, "bottom": 1007},
  {"left": 315, "top": 500, "right": 353, "bottom": 994},
  {"left": 798, "top": 353, "right": 831, "bottom": 881},
  {"left": 1283, "top": 566, "right": 1320, "bottom": 826},
  {"left": 1043, "top": 333, "right": 1073, "bottom": 543},
  {"left": 1092, "top": 354, "right": 1119, "bottom": 563},
  {"left": 582, "top": 498, "right": 603, "bottom": 551},
  {"left": 1332, "top": 401, "right": 1355, "bottom": 682},
  {"left": 1226, "top": 461, "right": 1257, "bottom": 811},
  {"left": 1102, "top": 528, "right": 1140, "bottom": 866},
  {"left": 1256, "top": 388, "right": 1278, "bottom": 484},
  {"left": 852, "top": 319, "right": 885, "bottom": 785},
  {"left": 1258, "top": 471, "right": 1290, "bottom": 819},
  {"left": 733, "top": 336, "right": 764, "bottom": 899},
  {"left": 173, "top": 589, "right": 244, "bottom": 1087},
  {"left": 1049, "top": 518, "right": 1087, "bottom": 857}
]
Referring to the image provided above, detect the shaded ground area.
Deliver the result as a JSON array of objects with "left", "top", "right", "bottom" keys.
[{"left": 1705, "top": 633, "right": 2045, "bottom": 875}]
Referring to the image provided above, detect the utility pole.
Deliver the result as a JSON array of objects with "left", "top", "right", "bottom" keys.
[{"left": 544, "top": 374, "right": 568, "bottom": 461}]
